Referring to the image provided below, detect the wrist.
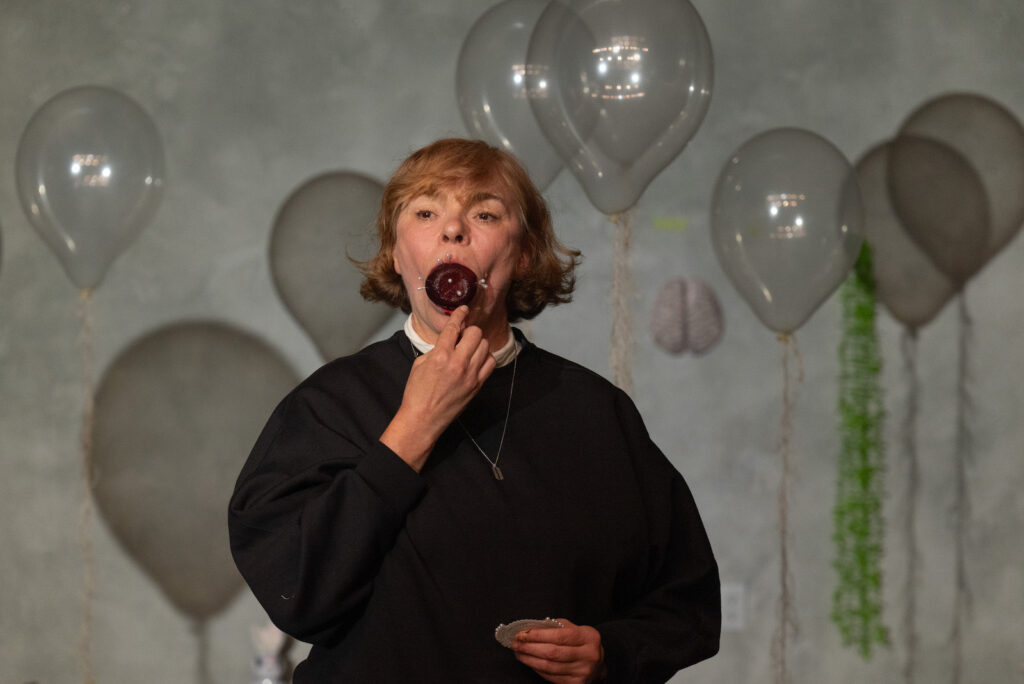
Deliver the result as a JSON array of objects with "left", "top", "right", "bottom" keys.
[{"left": 380, "top": 407, "right": 440, "bottom": 472}]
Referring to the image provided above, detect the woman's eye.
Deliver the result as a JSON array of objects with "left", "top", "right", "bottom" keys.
[
  {"left": 415, "top": 209, "right": 434, "bottom": 220},
  {"left": 476, "top": 211, "right": 499, "bottom": 221}
]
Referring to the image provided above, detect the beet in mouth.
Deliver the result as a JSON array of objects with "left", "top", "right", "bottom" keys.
[{"left": 424, "top": 262, "right": 479, "bottom": 311}]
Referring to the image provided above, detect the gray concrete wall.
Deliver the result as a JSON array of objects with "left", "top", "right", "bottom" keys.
[{"left": 1, "top": 1, "right": 1021, "bottom": 682}]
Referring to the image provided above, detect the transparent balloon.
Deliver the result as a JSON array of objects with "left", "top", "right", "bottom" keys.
[
  {"left": 887, "top": 134, "right": 990, "bottom": 286},
  {"left": 15, "top": 85, "right": 165, "bottom": 290},
  {"left": 526, "top": 0, "right": 713, "bottom": 214},
  {"left": 270, "top": 172, "right": 394, "bottom": 361},
  {"left": 92, "top": 322, "right": 298, "bottom": 620},
  {"left": 856, "top": 142, "right": 955, "bottom": 330},
  {"left": 457, "top": 0, "right": 563, "bottom": 190},
  {"left": 897, "top": 93, "right": 1024, "bottom": 263},
  {"left": 711, "top": 128, "right": 864, "bottom": 333}
]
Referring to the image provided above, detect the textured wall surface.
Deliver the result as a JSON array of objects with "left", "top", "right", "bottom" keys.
[{"left": 1, "top": 1, "right": 1021, "bottom": 682}]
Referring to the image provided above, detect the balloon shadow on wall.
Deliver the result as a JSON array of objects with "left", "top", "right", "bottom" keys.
[
  {"left": 711, "top": 126, "right": 865, "bottom": 684},
  {"left": 855, "top": 139, "right": 959, "bottom": 681},
  {"left": 269, "top": 172, "right": 394, "bottom": 362},
  {"left": 92, "top": 321, "right": 299, "bottom": 684},
  {"left": 882, "top": 92, "right": 1024, "bottom": 684},
  {"left": 14, "top": 84, "right": 166, "bottom": 682}
]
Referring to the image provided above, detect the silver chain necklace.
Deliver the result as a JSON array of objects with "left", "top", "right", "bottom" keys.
[
  {"left": 409, "top": 344, "right": 518, "bottom": 480},
  {"left": 458, "top": 355, "right": 517, "bottom": 481}
]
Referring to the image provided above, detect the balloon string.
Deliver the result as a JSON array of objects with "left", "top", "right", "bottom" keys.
[
  {"left": 772, "top": 333, "right": 802, "bottom": 684},
  {"left": 951, "top": 292, "right": 973, "bottom": 684},
  {"left": 76, "top": 289, "right": 97, "bottom": 684},
  {"left": 193, "top": 619, "right": 213, "bottom": 684},
  {"left": 901, "top": 328, "right": 920, "bottom": 684},
  {"left": 610, "top": 212, "right": 634, "bottom": 395}
]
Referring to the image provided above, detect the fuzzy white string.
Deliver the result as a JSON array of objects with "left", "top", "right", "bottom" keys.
[
  {"left": 772, "top": 333, "right": 803, "bottom": 684},
  {"left": 609, "top": 212, "right": 634, "bottom": 395},
  {"left": 901, "top": 328, "right": 921, "bottom": 684},
  {"left": 76, "top": 289, "right": 97, "bottom": 684}
]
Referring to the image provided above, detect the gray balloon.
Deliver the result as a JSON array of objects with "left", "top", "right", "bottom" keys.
[
  {"left": 457, "top": 0, "right": 563, "bottom": 190},
  {"left": 92, "top": 322, "right": 298, "bottom": 620},
  {"left": 526, "top": 0, "right": 713, "bottom": 214},
  {"left": 887, "top": 134, "right": 990, "bottom": 286},
  {"left": 710, "top": 128, "right": 864, "bottom": 333},
  {"left": 856, "top": 142, "right": 956, "bottom": 330},
  {"left": 899, "top": 93, "right": 1024, "bottom": 262},
  {"left": 270, "top": 172, "right": 394, "bottom": 361}
]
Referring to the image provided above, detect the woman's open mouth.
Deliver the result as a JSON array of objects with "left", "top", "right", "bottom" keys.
[{"left": 424, "top": 261, "right": 480, "bottom": 312}]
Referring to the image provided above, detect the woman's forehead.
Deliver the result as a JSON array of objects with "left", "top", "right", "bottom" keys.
[{"left": 405, "top": 179, "right": 516, "bottom": 207}]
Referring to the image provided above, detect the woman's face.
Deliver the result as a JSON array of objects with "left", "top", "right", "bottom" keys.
[{"left": 393, "top": 182, "right": 527, "bottom": 346}]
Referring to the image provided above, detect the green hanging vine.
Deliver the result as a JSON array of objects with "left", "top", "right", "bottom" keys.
[{"left": 832, "top": 242, "right": 889, "bottom": 658}]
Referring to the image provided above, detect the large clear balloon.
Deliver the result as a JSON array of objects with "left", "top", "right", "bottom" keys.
[
  {"left": 887, "top": 134, "right": 990, "bottom": 286},
  {"left": 270, "top": 172, "right": 394, "bottom": 361},
  {"left": 15, "top": 85, "right": 165, "bottom": 290},
  {"left": 896, "top": 93, "right": 1024, "bottom": 266},
  {"left": 856, "top": 142, "right": 956, "bottom": 330},
  {"left": 711, "top": 128, "right": 864, "bottom": 333},
  {"left": 457, "top": 0, "right": 563, "bottom": 190},
  {"left": 526, "top": 0, "right": 713, "bottom": 214},
  {"left": 92, "top": 322, "right": 298, "bottom": 620}
]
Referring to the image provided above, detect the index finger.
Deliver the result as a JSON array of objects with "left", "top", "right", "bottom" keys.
[
  {"left": 435, "top": 306, "right": 469, "bottom": 350},
  {"left": 517, "top": 626, "right": 580, "bottom": 646}
]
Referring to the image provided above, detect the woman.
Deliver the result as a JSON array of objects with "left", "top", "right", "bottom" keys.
[{"left": 229, "top": 139, "right": 720, "bottom": 683}]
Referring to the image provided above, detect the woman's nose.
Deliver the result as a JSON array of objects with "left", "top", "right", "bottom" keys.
[{"left": 442, "top": 218, "right": 466, "bottom": 243}]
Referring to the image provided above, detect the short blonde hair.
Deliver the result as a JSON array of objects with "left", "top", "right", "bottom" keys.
[{"left": 358, "top": 138, "right": 580, "bottom": 321}]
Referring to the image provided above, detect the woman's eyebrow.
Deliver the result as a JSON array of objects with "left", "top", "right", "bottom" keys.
[{"left": 465, "top": 191, "right": 507, "bottom": 207}]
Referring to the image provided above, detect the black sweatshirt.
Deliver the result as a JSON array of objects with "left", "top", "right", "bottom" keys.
[{"left": 229, "top": 330, "right": 720, "bottom": 683}]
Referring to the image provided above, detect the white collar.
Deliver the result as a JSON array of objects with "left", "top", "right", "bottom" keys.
[{"left": 403, "top": 315, "right": 520, "bottom": 368}]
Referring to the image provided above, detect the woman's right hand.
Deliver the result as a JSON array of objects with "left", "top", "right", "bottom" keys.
[{"left": 380, "top": 306, "right": 496, "bottom": 471}]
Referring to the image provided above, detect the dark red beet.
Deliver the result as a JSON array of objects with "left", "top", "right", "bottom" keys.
[{"left": 425, "top": 262, "right": 479, "bottom": 310}]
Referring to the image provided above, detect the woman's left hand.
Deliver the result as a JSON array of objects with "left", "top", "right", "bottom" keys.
[{"left": 512, "top": 618, "right": 605, "bottom": 683}]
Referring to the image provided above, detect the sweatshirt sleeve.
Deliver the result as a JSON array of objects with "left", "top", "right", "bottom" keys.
[
  {"left": 596, "top": 392, "right": 721, "bottom": 683},
  {"left": 228, "top": 382, "right": 426, "bottom": 646}
]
